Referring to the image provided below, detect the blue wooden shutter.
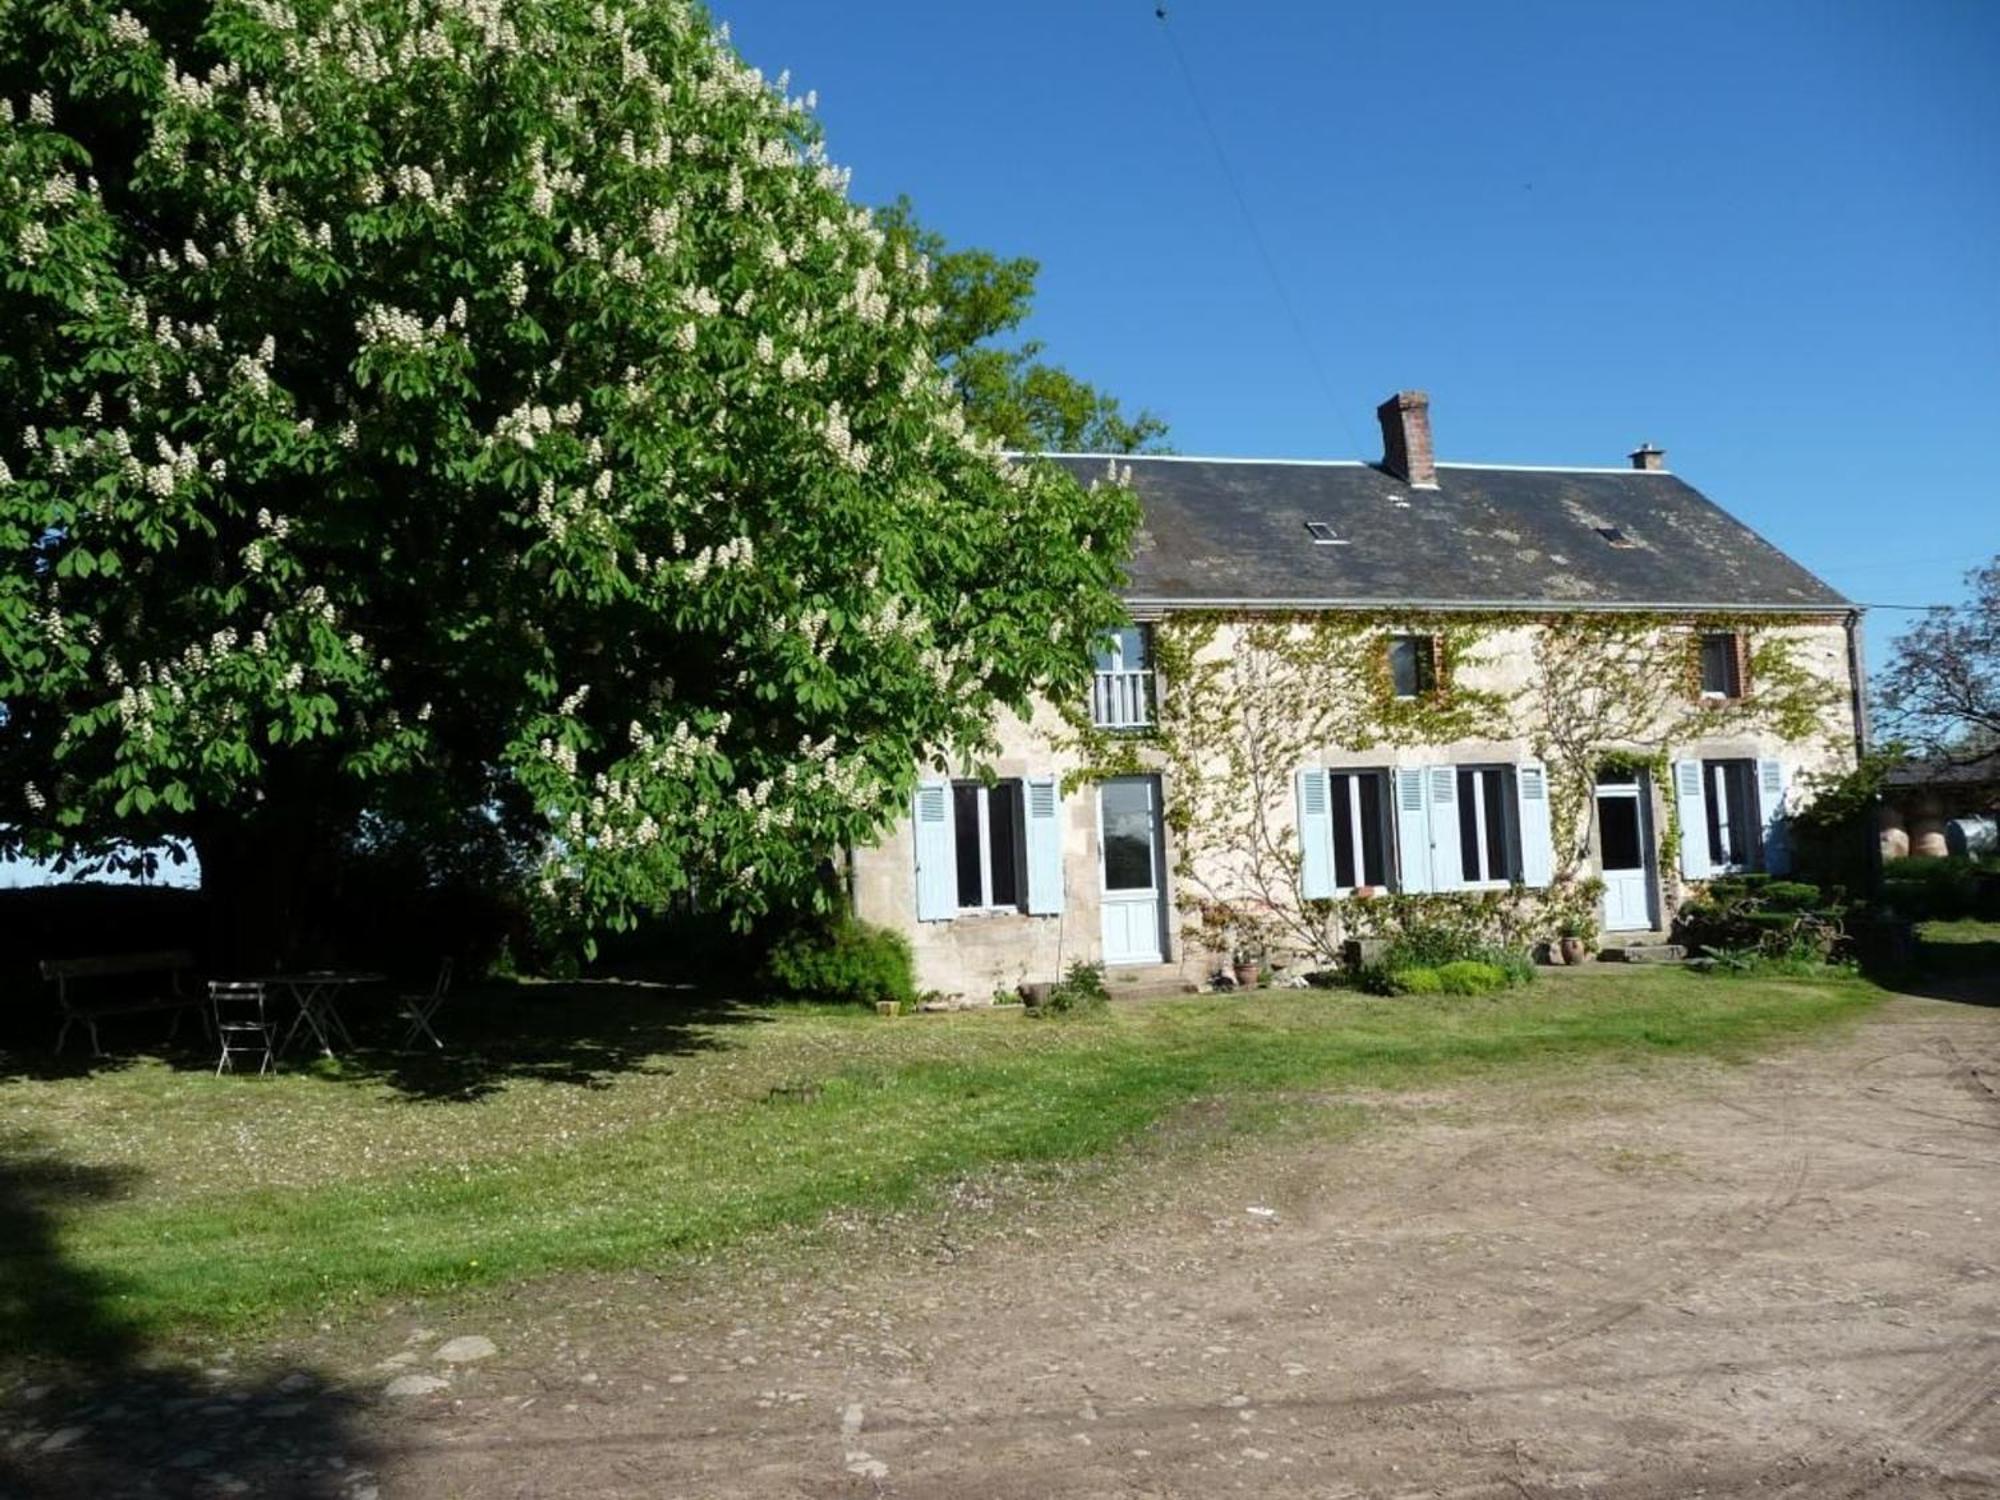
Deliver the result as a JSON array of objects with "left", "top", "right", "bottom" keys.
[
  {"left": 1516, "top": 762, "right": 1555, "bottom": 888},
  {"left": 1673, "top": 760, "right": 1711, "bottom": 882},
  {"left": 1427, "top": 767, "right": 1463, "bottom": 891},
  {"left": 1024, "top": 774, "right": 1065, "bottom": 915},
  {"left": 913, "top": 780, "right": 956, "bottom": 921},
  {"left": 1296, "top": 768, "right": 1333, "bottom": 900},
  {"left": 1393, "top": 767, "right": 1431, "bottom": 893},
  {"left": 1756, "top": 759, "right": 1791, "bottom": 875}
]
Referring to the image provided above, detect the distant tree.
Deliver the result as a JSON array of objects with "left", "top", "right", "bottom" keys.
[
  {"left": 0, "top": 0, "right": 1139, "bottom": 956},
  {"left": 1878, "top": 557, "right": 2000, "bottom": 762},
  {"left": 876, "top": 199, "right": 1168, "bottom": 455}
]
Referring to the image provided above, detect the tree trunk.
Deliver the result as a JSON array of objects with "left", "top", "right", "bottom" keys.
[{"left": 192, "top": 813, "right": 341, "bottom": 973}]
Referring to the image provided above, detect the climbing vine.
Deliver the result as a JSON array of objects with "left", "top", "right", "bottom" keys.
[
  {"left": 1528, "top": 613, "right": 1848, "bottom": 887},
  {"left": 1058, "top": 609, "right": 1852, "bottom": 971}
]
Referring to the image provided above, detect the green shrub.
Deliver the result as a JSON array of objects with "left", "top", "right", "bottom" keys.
[
  {"left": 1676, "top": 876, "right": 1848, "bottom": 967},
  {"left": 1880, "top": 856, "right": 1995, "bottom": 922},
  {"left": 1435, "top": 960, "right": 1511, "bottom": 995},
  {"left": 1385, "top": 966, "right": 1443, "bottom": 995},
  {"left": 1035, "top": 961, "right": 1109, "bottom": 1018},
  {"left": 1376, "top": 922, "right": 1535, "bottom": 983},
  {"left": 1380, "top": 922, "right": 1483, "bottom": 970},
  {"left": 762, "top": 917, "right": 915, "bottom": 1008},
  {"left": 1760, "top": 880, "right": 1824, "bottom": 912},
  {"left": 1701, "top": 945, "right": 1858, "bottom": 979}
]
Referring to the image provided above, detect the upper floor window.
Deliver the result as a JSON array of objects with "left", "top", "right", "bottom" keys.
[
  {"left": 1092, "top": 625, "right": 1155, "bottom": 730},
  {"left": 1698, "top": 631, "right": 1744, "bottom": 700},
  {"left": 1456, "top": 764, "right": 1520, "bottom": 886},
  {"left": 1388, "top": 634, "right": 1440, "bottom": 700}
]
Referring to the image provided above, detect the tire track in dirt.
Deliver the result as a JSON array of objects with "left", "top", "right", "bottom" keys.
[
  {"left": 1753, "top": 1339, "right": 2000, "bottom": 1500},
  {"left": 1516, "top": 1085, "right": 1815, "bottom": 1362}
]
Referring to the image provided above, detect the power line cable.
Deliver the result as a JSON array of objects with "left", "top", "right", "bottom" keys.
[{"left": 1152, "top": 6, "right": 1366, "bottom": 457}]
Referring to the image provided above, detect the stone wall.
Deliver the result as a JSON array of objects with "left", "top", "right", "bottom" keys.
[{"left": 850, "top": 616, "right": 1861, "bottom": 999}]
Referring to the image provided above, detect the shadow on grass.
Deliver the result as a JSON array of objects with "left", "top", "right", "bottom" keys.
[
  {"left": 0, "top": 1142, "right": 375, "bottom": 1498},
  {"left": 332, "top": 975, "right": 764, "bottom": 1102},
  {"left": 0, "top": 974, "right": 765, "bottom": 1104},
  {"left": 1863, "top": 928, "right": 2000, "bottom": 1008}
]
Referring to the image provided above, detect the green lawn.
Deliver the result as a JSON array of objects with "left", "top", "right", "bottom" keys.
[{"left": 2, "top": 965, "right": 1887, "bottom": 1355}]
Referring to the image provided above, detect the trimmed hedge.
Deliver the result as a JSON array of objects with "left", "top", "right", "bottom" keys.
[
  {"left": 1880, "top": 856, "right": 2000, "bottom": 922},
  {"left": 761, "top": 916, "right": 915, "bottom": 1008}
]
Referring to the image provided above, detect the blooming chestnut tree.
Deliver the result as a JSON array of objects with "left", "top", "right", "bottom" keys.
[{"left": 0, "top": 0, "right": 1139, "bottom": 947}]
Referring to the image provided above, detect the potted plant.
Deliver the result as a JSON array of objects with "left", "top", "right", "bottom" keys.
[
  {"left": 1232, "top": 943, "right": 1265, "bottom": 989},
  {"left": 1557, "top": 915, "right": 1595, "bottom": 965}
]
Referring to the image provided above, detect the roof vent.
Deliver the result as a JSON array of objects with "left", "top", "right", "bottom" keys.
[
  {"left": 1304, "top": 521, "right": 1349, "bottom": 546},
  {"left": 1596, "top": 526, "right": 1637, "bottom": 548}
]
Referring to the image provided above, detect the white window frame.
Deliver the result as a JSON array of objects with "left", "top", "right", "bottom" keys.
[
  {"left": 953, "top": 780, "right": 1026, "bottom": 913},
  {"left": 1457, "top": 765, "right": 1519, "bottom": 888},
  {"left": 1329, "top": 769, "right": 1393, "bottom": 892},
  {"left": 1091, "top": 625, "right": 1156, "bottom": 730}
]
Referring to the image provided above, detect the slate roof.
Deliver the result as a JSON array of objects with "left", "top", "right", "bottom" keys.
[
  {"left": 1884, "top": 750, "right": 2000, "bottom": 790},
  {"left": 1043, "top": 455, "right": 1850, "bottom": 613}
]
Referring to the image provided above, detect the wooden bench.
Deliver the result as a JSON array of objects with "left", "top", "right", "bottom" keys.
[{"left": 39, "top": 950, "right": 201, "bottom": 1056}]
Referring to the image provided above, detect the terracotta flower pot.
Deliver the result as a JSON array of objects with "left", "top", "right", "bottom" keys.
[
  {"left": 1233, "top": 961, "right": 1262, "bottom": 989},
  {"left": 1559, "top": 936, "right": 1587, "bottom": 965}
]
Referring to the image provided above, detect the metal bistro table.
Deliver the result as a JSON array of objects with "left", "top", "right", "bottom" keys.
[{"left": 261, "top": 971, "right": 387, "bottom": 1059}]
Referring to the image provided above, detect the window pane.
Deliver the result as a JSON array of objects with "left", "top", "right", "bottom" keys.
[
  {"left": 1599, "top": 795, "right": 1642, "bottom": 871},
  {"left": 1458, "top": 769, "right": 1482, "bottom": 881},
  {"left": 952, "top": 784, "right": 984, "bottom": 907},
  {"left": 1389, "top": 637, "right": 1419, "bottom": 698},
  {"left": 1358, "top": 773, "right": 1387, "bottom": 887},
  {"left": 1705, "top": 763, "right": 1729, "bottom": 865},
  {"left": 1726, "top": 762, "right": 1759, "bottom": 868},
  {"left": 1101, "top": 780, "right": 1156, "bottom": 892},
  {"left": 1483, "top": 770, "right": 1510, "bottom": 879},
  {"left": 1121, "top": 625, "right": 1150, "bottom": 672},
  {"left": 1701, "top": 634, "right": 1738, "bottom": 696},
  {"left": 1330, "top": 774, "right": 1357, "bottom": 889},
  {"left": 988, "top": 781, "right": 1021, "bottom": 908}
]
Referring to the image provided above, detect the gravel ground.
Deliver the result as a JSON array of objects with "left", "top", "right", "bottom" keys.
[{"left": 9, "top": 989, "right": 1999, "bottom": 1498}]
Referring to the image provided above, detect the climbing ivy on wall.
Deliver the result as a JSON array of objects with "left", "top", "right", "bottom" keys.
[
  {"left": 1059, "top": 609, "right": 1851, "bottom": 969},
  {"left": 1528, "top": 613, "right": 1848, "bottom": 881}
]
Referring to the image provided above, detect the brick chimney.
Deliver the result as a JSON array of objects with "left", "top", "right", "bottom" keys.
[
  {"left": 1628, "top": 443, "right": 1666, "bottom": 472},
  {"left": 1377, "top": 390, "right": 1437, "bottom": 489}
]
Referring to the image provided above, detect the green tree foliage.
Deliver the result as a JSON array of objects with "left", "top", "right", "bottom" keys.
[
  {"left": 875, "top": 199, "right": 1168, "bottom": 455},
  {"left": 0, "top": 0, "right": 1140, "bottom": 950}
]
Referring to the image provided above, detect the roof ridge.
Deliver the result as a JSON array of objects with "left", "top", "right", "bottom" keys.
[
  {"left": 1028, "top": 451, "right": 1672, "bottom": 476},
  {"left": 1025, "top": 451, "right": 1370, "bottom": 468}
]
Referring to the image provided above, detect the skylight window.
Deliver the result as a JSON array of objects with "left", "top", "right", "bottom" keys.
[
  {"left": 1596, "top": 526, "right": 1637, "bottom": 548},
  {"left": 1304, "top": 521, "right": 1349, "bottom": 546}
]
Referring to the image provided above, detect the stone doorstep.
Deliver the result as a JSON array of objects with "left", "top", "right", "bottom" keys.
[
  {"left": 1104, "top": 961, "right": 1207, "bottom": 1000},
  {"left": 1598, "top": 942, "right": 1688, "bottom": 964}
]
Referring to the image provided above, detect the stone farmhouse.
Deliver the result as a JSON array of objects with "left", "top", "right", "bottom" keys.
[{"left": 850, "top": 393, "right": 1866, "bottom": 999}]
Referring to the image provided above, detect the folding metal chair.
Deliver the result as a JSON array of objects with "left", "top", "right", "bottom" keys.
[
  {"left": 211, "top": 980, "right": 275, "bottom": 1076},
  {"left": 398, "top": 957, "right": 453, "bottom": 1050}
]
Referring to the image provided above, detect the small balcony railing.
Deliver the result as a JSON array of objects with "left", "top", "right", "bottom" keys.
[{"left": 1091, "top": 669, "right": 1155, "bottom": 730}]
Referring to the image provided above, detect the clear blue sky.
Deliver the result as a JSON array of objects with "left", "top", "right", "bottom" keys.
[{"left": 729, "top": 0, "right": 1998, "bottom": 665}]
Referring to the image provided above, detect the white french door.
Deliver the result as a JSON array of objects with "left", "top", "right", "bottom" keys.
[
  {"left": 1098, "top": 777, "right": 1165, "bottom": 965},
  {"left": 1595, "top": 772, "right": 1657, "bottom": 932}
]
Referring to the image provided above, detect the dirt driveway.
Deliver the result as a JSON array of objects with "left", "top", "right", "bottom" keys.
[{"left": 14, "top": 991, "right": 2000, "bottom": 1497}]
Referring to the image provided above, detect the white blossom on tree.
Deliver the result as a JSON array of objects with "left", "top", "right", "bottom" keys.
[{"left": 0, "top": 0, "right": 1138, "bottom": 948}]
